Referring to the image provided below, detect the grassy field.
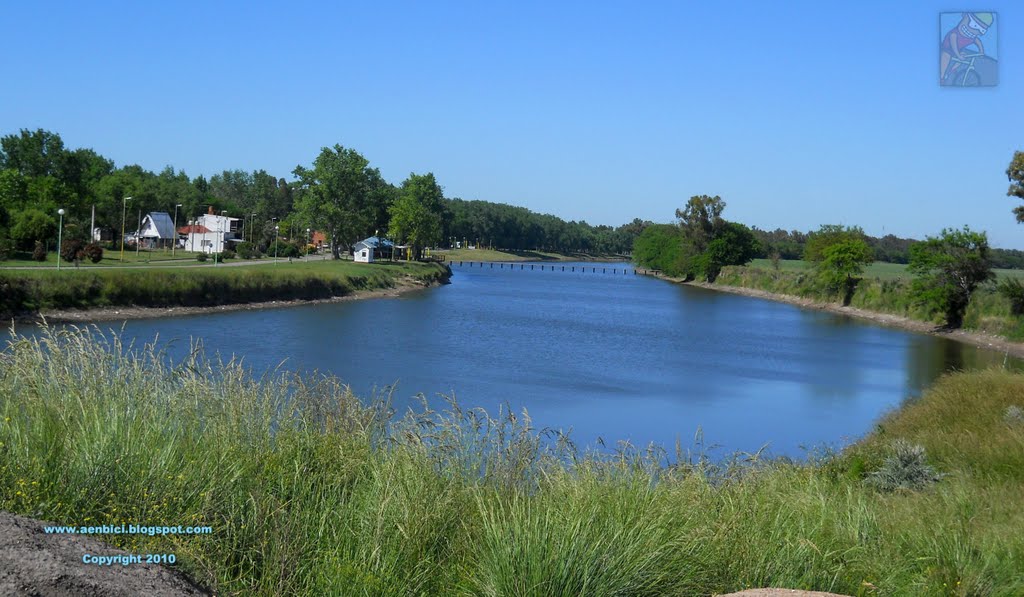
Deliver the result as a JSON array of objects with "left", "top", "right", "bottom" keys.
[
  {"left": 748, "top": 259, "right": 1024, "bottom": 281},
  {"left": 436, "top": 247, "right": 626, "bottom": 262},
  {"left": 1, "top": 328, "right": 1022, "bottom": 595},
  {"left": 0, "top": 260, "right": 449, "bottom": 316}
]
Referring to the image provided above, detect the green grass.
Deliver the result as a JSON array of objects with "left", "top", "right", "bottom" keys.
[
  {"left": 1, "top": 328, "right": 1023, "bottom": 595},
  {"left": 0, "top": 260, "right": 450, "bottom": 316},
  {"left": 748, "top": 259, "right": 1024, "bottom": 281},
  {"left": 437, "top": 247, "right": 626, "bottom": 262},
  {"left": 2, "top": 248, "right": 204, "bottom": 267},
  {"left": 717, "top": 262, "right": 1024, "bottom": 341}
]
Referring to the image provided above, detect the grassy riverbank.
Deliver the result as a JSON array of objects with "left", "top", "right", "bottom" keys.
[
  {"left": 1, "top": 329, "right": 1022, "bottom": 595},
  {"left": 715, "top": 264, "right": 1024, "bottom": 342},
  {"left": 0, "top": 261, "right": 450, "bottom": 318}
]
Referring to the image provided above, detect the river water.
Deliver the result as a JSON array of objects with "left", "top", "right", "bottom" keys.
[{"left": 15, "top": 262, "right": 1022, "bottom": 457}]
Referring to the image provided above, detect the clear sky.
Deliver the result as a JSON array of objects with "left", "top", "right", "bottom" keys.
[{"left": 3, "top": 1, "right": 1022, "bottom": 248}]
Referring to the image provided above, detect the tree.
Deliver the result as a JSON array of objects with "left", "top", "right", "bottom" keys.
[
  {"left": 816, "top": 238, "right": 874, "bottom": 305},
  {"left": 293, "top": 145, "right": 382, "bottom": 259},
  {"left": 675, "top": 195, "right": 725, "bottom": 252},
  {"left": 909, "top": 226, "right": 995, "bottom": 328},
  {"left": 10, "top": 208, "right": 56, "bottom": 249},
  {"left": 1008, "top": 150, "right": 1024, "bottom": 223},
  {"left": 389, "top": 173, "right": 444, "bottom": 260},
  {"left": 698, "top": 221, "right": 760, "bottom": 282},
  {"left": 803, "top": 224, "right": 867, "bottom": 262}
]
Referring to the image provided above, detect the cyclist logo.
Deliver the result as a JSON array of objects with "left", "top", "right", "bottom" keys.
[{"left": 940, "top": 12, "right": 998, "bottom": 87}]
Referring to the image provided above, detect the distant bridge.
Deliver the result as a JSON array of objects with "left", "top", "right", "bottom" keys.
[{"left": 449, "top": 261, "right": 660, "bottom": 276}]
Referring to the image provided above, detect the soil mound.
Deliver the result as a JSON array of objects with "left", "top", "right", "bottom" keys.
[{"left": 0, "top": 512, "right": 209, "bottom": 596}]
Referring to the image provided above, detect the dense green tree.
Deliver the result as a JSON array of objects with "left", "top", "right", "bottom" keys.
[
  {"left": 10, "top": 208, "right": 56, "bottom": 249},
  {"left": 1008, "top": 150, "right": 1024, "bottom": 223},
  {"left": 633, "top": 224, "right": 685, "bottom": 275},
  {"left": 816, "top": 238, "right": 875, "bottom": 305},
  {"left": 293, "top": 145, "right": 382, "bottom": 258},
  {"left": 909, "top": 226, "right": 995, "bottom": 328},
  {"left": 389, "top": 173, "right": 445, "bottom": 259},
  {"left": 697, "top": 221, "right": 760, "bottom": 282},
  {"left": 0, "top": 129, "right": 67, "bottom": 178},
  {"left": 804, "top": 224, "right": 867, "bottom": 262}
]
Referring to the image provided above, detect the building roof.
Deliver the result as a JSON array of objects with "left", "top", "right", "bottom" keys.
[
  {"left": 354, "top": 236, "right": 394, "bottom": 249},
  {"left": 140, "top": 212, "right": 176, "bottom": 239},
  {"left": 179, "top": 225, "right": 212, "bottom": 234}
]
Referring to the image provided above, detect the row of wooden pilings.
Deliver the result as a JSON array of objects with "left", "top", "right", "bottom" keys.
[{"left": 450, "top": 261, "right": 660, "bottom": 276}]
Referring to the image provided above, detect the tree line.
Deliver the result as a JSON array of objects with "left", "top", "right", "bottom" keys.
[{"left": 0, "top": 129, "right": 646, "bottom": 261}]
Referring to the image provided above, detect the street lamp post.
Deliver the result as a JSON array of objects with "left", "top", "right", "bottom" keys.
[
  {"left": 135, "top": 209, "right": 142, "bottom": 259},
  {"left": 274, "top": 225, "right": 279, "bottom": 264},
  {"left": 120, "top": 196, "right": 132, "bottom": 262},
  {"left": 56, "top": 208, "right": 65, "bottom": 271},
  {"left": 172, "top": 203, "right": 182, "bottom": 256},
  {"left": 306, "top": 228, "right": 310, "bottom": 259}
]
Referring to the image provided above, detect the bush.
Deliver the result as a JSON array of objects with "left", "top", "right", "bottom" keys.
[
  {"left": 235, "top": 242, "right": 258, "bottom": 259},
  {"left": 31, "top": 241, "right": 47, "bottom": 262},
  {"left": 268, "top": 240, "right": 302, "bottom": 259},
  {"left": 866, "top": 440, "right": 943, "bottom": 492},
  {"left": 220, "top": 248, "right": 236, "bottom": 260},
  {"left": 998, "top": 278, "right": 1024, "bottom": 316},
  {"left": 60, "top": 239, "right": 85, "bottom": 263},
  {"left": 81, "top": 243, "right": 104, "bottom": 264},
  {"left": 196, "top": 253, "right": 208, "bottom": 262}
]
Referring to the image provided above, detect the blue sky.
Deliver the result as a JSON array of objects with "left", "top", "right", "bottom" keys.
[{"left": 3, "top": 1, "right": 1023, "bottom": 248}]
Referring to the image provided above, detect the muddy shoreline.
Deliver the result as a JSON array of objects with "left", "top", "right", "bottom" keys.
[
  {"left": 687, "top": 280, "right": 1024, "bottom": 360},
  {"left": 13, "top": 278, "right": 443, "bottom": 325}
]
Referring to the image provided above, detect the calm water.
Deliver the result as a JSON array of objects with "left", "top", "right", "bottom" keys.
[{"left": 15, "top": 262, "right": 1022, "bottom": 457}]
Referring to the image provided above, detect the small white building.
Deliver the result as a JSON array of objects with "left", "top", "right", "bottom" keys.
[
  {"left": 353, "top": 243, "right": 374, "bottom": 263},
  {"left": 136, "top": 212, "right": 177, "bottom": 249},
  {"left": 182, "top": 212, "right": 241, "bottom": 254}
]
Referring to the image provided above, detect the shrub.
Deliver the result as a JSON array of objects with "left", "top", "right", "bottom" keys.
[
  {"left": 235, "top": 242, "right": 257, "bottom": 259},
  {"left": 220, "top": 248, "right": 236, "bottom": 260},
  {"left": 81, "top": 243, "right": 104, "bottom": 264},
  {"left": 31, "top": 241, "right": 47, "bottom": 262},
  {"left": 196, "top": 253, "right": 208, "bottom": 262},
  {"left": 998, "top": 278, "right": 1024, "bottom": 316},
  {"left": 60, "top": 238, "right": 85, "bottom": 263},
  {"left": 866, "top": 440, "right": 943, "bottom": 492},
  {"left": 268, "top": 240, "right": 302, "bottom": 259}
]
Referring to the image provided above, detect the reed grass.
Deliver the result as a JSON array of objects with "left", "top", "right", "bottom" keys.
[{"left": 1, "top": 328, "right": 1022, "bottom": 595}]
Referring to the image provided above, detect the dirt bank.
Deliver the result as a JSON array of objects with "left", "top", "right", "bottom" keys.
[
  {"left": 15, "top": 276, "right": 445, "bottom": 324},
  {"left": 688, "top": 280, "right": 1024, "bottom": 359},
  {"left": 0, "top": 511, "right": 209, "bottom": 596}
]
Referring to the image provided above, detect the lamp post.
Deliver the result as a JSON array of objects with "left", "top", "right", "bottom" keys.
[
  {"left": 305, "top": 228, "right": 310, "bottom": 259},
  {"left": 56, "top": 208, "right": 65, "bottom": 271},
  {"left": 274, "top": 225, "right": 279, "bottom": 264},
  {"left": 120, "top": 196, "right": 132, "bottom": 262},
  {"left": 135, "top": 209, "right": 142, "bottom": 259},
  {"left": 172, "top": 203, "right": 182, "bottom": 256}
]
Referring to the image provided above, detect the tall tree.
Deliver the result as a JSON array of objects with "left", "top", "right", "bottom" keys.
[
  {"left": 675, "top": 194, "right": 726, "bottom": 252},
  {"left": 389, "top": 173, "right": 444, "bottom": 260},
  {"left": 1007, "top": 150, "right": 1024, "bottom": 223},
  {"left": 293, "top": 145, "right": 381, "bottom": 258},
  {"left": 909, "top": 226, "right": 995, "bottom": 328}
]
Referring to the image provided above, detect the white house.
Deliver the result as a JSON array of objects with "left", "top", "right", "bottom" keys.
[
  {"left": 182, "top": 211, "right": 241, "bottom": 254},
  {"left": 353, "top": 243, "right": 374, "bottom": 263},
  {"left": 136, "top": 212, "right": 177, "bottom": 249}
]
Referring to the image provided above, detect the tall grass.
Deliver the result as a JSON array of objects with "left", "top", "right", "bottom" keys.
[
  {"left": 0, "top": 261, "right": 450, "bottom": 317},
  {"left": 1, "top": 328, "right": 1023, "bottom": 595}
]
